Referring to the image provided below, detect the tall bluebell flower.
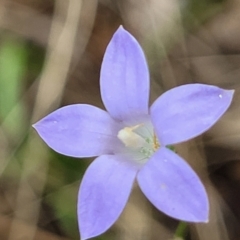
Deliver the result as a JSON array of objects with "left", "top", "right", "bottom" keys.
[{"left": 33, "top": 26, "right": 234, "bottom": 240}]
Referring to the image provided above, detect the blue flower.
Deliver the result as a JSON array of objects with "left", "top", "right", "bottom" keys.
[{"left": 33, "top": 26, "right": 234, "bottom": 240}]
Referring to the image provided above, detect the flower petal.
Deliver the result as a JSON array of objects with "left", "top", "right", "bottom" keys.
[
  {"left": 100, "top": 26, "right": 149, "bottom": 123},
  {"left": 151, "top": 84, "right": 234, "bottom": 145},
  {"left": 137, "top": 147, "right": 209, "bottom": 222},
  {"left": 33, "top": 104, "right": 123, "bottom": 158},
  {"left": 78, "top": 154, "right": 137, "bottom": 240}
]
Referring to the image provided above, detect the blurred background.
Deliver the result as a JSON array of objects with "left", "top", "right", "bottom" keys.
[{"left": 0, "top": 0, "right": 240, "bottom": 239}]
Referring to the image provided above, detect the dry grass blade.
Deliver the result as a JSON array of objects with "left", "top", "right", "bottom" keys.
[{"left": 8, "top": 0, "right": 84, "bottom": 239}]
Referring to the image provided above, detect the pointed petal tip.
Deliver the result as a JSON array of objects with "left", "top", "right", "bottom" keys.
[
  {"left": 80, "top": 232, "right": 94, "bottom": 240},
  {"left": 117, "top": 25, "right": 124, "bottom": 30},
  {"left": 32, "top": 121, "right": 40, "bottom": 132},
  {"left": 32, "top": 122, "right": 38, "bottom": 129},
  {"left": 114, "top": 25, "right": 124, "bottom": 36},
  {"left": 191, "top": 211, "right": 209, "bottom": 223},
  {"left": 165, "top": 206, "right": 209, "bottom": 223},
  {"left": 219, "top": 87, "right": 235, "bottom": 111},
  {"left": 188, "top": 192, "right": 209, "bottom": 224},
  {"left": 174, "top": 205, "right": 209, "bottom": 223},
  {"left": 80, "top": 232, "right": 98, "bottom": 240},
  {"left": 114, "top": 25, "right": 132, "bottom": 40},
  {"left": 116, "top": 25, "right": 128, "bottom": 33},
  {"left": 226, "top": 89, "right": 235, "bottom": 98},
  {"left": 204, "top": 218, "right": 209, "bottom": 223},
  {"left": 222, "top": 88, "right": 234, "bottom": 98},
  {"left": 187, "top": 200, "right": 209, "bottom": 223},
  {"left": 32, "top": 119, "right": 43, "bottom": 130},
  {"left": 179, "top": 216, "right": 209, "bottom": 226}
]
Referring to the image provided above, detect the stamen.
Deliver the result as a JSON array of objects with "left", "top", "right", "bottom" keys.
[{"left": 153, "top": 133, "right": 160, "bottom": 150}]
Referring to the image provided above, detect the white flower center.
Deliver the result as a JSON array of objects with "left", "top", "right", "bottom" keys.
[{"left": 117, "top": 123, "right": 159, "bottom": 163}]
